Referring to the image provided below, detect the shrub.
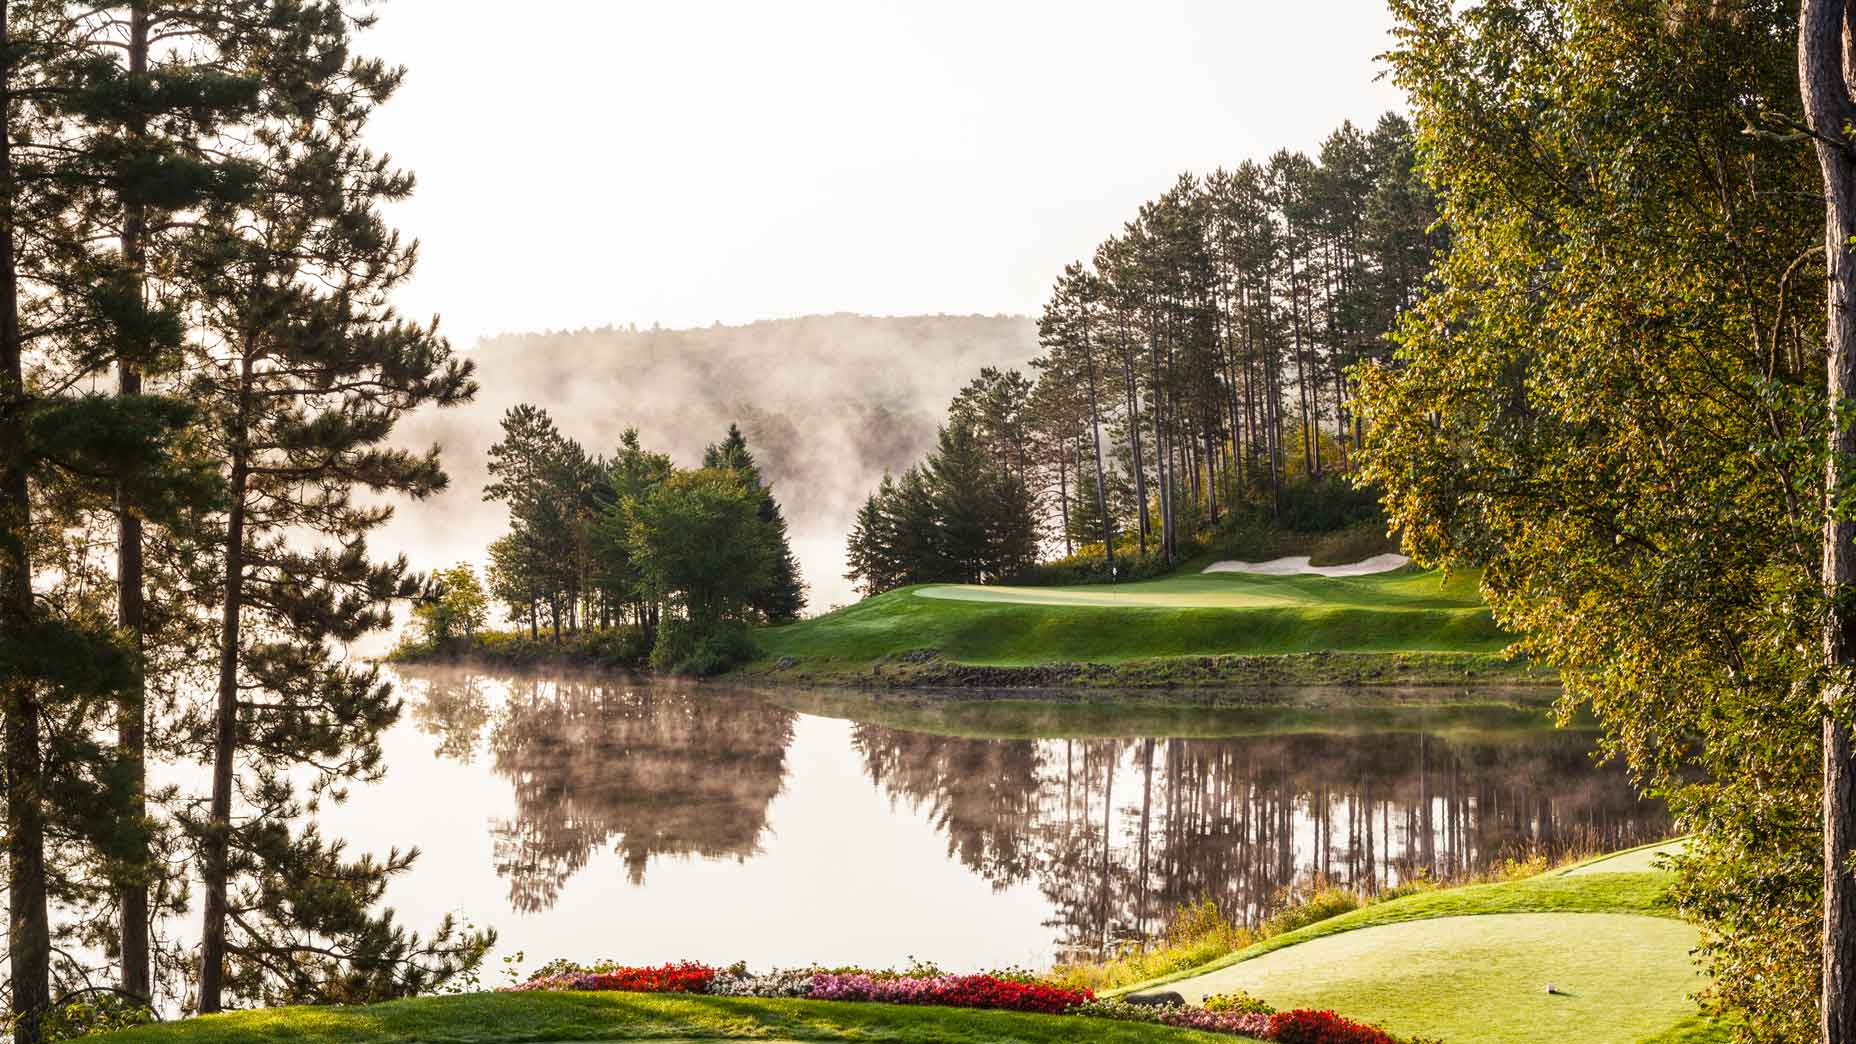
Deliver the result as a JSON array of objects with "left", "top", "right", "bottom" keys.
[
  {"left": 1305, "top": 523, "right": 1398, "bottom": 567},
  {"left": 1204, "top": 989, "right": 1275, "bottom": 1015},
  {"left": 1269, "top": 1008, "right": 1402, "bottom": 1044},
  {"left": 1050, "top": 898, "right": 1252, "bottom": 993},
  {"left": 1260, "top": 886, "right": 1360, "bottom": 938},
  {"left": 650, "top": 618, "right": 758, "bottom": 675},
  {"left": 1010, "top": 546, "right": 1182, "bottom": 587}
]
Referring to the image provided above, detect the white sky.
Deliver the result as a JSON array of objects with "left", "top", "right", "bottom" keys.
[{"left": 361, "top": 0, "right": 1406, "bottom": 347}]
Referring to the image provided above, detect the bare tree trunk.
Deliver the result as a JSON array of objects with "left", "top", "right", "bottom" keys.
[
  {"left": 1804, "top": 5, "right": 1856, "bottom": 1040},
  {"left": 1083, "top": 339, "right": 1114, "bottom": 571},
  {"left": 1, "top": 7, "right": 50, "bottom": 1036},
  {"left": 117, "top": 4, "right": 152, "bottom": 1001},
  {"left": 1057, "top": 438, "right": 1072, "bottom": 556},
  {"left": 200, "top": 354, "right": 253, "bottom": 1014},
  {"left": 1119, "top": 336, "right": 1149, "bottom": 554}
]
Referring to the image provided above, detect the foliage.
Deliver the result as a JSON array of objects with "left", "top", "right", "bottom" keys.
[
  {"left": 413, "top": 565, "right": 491, "bottom": 646},
  {"left": 1205, "top": 992, "right": 1275, "bottom": 1016},
  {"left": 845, "top": 420, "right": 1039, "bottom": 595},
  {"left": 480, "top": 413, "right": 796, "bottom": 673},
  {"left": 1007, "top": 546, "right": 1187, "bottom": 587},
  {"left": 1357, "top": 0, "right": 1823, "bottom": 1038},
  {"left": 848, "top": 111, "right": 1437, "bottom": 591}
]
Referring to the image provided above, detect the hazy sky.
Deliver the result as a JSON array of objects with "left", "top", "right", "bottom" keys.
[{"left": 362, "top": 1, "right": 1405, "bottom": 347}]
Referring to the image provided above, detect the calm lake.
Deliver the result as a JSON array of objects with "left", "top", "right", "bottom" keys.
[{"left": 323, "top": 668, "right": 1670, "bottom": 979}]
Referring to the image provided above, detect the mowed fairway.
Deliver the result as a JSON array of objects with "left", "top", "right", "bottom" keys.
[
  {"left": 759, "top": 566, "right": 1506, "bottom": 667},
  {"left": 1176, "top": 913, "right": 1702, "bottom": 1044},
  {"left": 1135, "top": 844, "right": 1719, "bottom": 1044}
]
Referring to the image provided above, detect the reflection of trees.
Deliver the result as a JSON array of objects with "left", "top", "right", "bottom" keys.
[
  {"left": 850, "top": 724, "right": 1672, "bottom": 962},
  {"left": 855, "top": 730, "right": 1046, "bottom": 887},
  {"left": 409, "top": 671, "right": 491, "bottom": 763},
  {"left": 413, "top": 671, "right": 795, "bottom": 912}
]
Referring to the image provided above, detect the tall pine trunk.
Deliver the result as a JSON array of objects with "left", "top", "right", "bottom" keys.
[
  {"left": 200, "top": 355, "right": 253, "bottom": 1014},
  {"left": 1, "top": 9, "right": 51, "bottom": 1038},
  {"left": 1119, "top": 336, "right": 1149, "bottom": 554},
  {"left": 1081, "top": 323, "right": 1113, "bottom": 569},
  {"left": 1804, "top": 5, "right": 1856, "bottom": 1041},
  {"left": 116, "top": 4, "right": 152, "bottom": 1000}
]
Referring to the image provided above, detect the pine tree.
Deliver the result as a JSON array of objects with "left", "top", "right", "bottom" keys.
[
  {"left": 703, "top": 423, "right": 806, "bottom": 622},
  {"left": 1, "top": 4, "right": 230, "bottom": 1036},
  {"left": 178, "top": 8, "right": 486, "bottom": 1011}
]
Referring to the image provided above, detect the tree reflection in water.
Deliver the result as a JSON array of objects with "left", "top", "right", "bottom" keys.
[
  {"left": 412, "top": 671, "right": 795, "bottom": 912},
  {"left": 852, "top": 725, "right": 1671, "bottom": 962},
  {"left": 408, "top": 672, "right": 1668, "bottom": 963}
]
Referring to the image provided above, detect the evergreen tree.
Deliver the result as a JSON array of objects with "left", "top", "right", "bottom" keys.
[
  {"left": 178, "top": 7, "right": 487, "bottom": 1011},
  {"left": 703, "top": 423, "right": 806, "bottom": 622},
  {"left": 1, "top": 3, "right": 233, "bottom": 1036},
  {"left": 844, "top": 487, "right": 896, "bottom": 597}
]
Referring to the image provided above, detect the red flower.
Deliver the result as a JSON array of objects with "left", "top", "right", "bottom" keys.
[
  {"left": 582, "top": 961, "right": 717, "bottom": 994},
  {"left": 1269, "top": 1008, "right": 1403, "bottom": 1044}
]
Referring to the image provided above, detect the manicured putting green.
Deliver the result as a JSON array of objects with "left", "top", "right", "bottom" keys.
[
  {"left": 757, "top": 565, "right": 1507, "bottom": 667},
  {"left": 1173, "top": 913, "right": 1702, "bottom": 1044},
  {"left": 914, "top": 567, "right": 1483, "bottom": 611}
]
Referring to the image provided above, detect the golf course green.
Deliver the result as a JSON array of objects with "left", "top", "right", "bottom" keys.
[
  {"left": 744, "top": 564, "right": 1523, "bottom": 686},
  {"left": 1117, "top": 841, "right": 1718, "bottom": 1044}
]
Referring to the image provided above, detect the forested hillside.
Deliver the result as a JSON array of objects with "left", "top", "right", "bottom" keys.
[
  {"left": 384, "top": 314, "right": 1036, "bottom": 609},
  {"left": 847, "top": 114, "right": 1436, "bottom": 594}
]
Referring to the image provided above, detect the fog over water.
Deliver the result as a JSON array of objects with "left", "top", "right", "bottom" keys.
[{"left": 378, "top": 314, "right": 1036, "bottom": 615}]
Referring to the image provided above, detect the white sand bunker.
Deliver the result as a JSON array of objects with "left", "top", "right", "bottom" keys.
[{"left": 1202, "top": 553, "right": 1410, "bottom": 577}]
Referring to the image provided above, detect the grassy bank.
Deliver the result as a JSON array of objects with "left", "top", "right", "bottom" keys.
[
  {"left": 392, "top": 565, "right": 1545, "bottom": 691},
  {"left": 96, "top": 992, "right": 1247, "bottom": 1044},
  {"left": 740, "top": 566, "right": 1541, "bottom": 689},
  {"left": 1108, "top": 842, "right": 1723, "bottom": 1044}
]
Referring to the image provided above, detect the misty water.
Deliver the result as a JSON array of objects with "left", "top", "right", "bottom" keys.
[{"left": 324, "top": 668, "right": 1671, "bottom": 979}]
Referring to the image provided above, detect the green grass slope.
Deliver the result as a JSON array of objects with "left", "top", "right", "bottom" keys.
[
  {"left": 755, "top": 566, "right": 1508, "bottom": 672},
  {"left": 1189, "top": 912, "right": 1701, "bottom": 1044},
  {"left": 96, "top": 993, "right": 1249, "bottom": 1044},
  {"left": 1119, "top": 843, "right": 1725, "bottom": 1044}
]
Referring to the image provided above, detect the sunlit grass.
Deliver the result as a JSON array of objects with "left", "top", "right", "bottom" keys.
[
  {"left": 97, "top": 992, "right": 1253, "bottom": 1044},
  {"left": 757, "top": 567, "right": 1507, "bottom": 668}
]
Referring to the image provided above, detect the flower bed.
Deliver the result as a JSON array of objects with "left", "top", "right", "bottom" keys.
[
  {"left": 500, "top": 960, "right": 716, "bottom": 995},
  {"left": 809, "top": 972, "right": 1090, "bottom": 1014},
  {"left": 499, "top": 960, "right": 1434, "bottom": 1041}
]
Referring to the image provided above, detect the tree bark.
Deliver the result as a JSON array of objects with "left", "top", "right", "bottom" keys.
[
  {"left": 1, "top": 6, "right": 51, "bottom": 1038},
  {"left": 1079, "top": 304, "right": 1114, "bottom": 570},
  {"left": 199, "top": 354, "right": 252, "bottom": 1014},
  {"left": 117, "top": 3, "right": 152, "bottom": 1001},
  {"left": 1805, "top": 4, "right": 1856, "bottom": 1041}
]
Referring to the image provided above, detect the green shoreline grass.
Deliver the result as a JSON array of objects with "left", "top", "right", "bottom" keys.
[
  {"left": 394, "top": 565, "right": 1548, "bottom": 691},
  {"left": 1100, "top": 841, "right": 1725, "bottom": 1044},
  {"left": 730, "top": 566, "right": 1543, "bottom": 690},
  {"left": 96, "top": 993, "right": 1247, "bottom": 1044},
  {"left": 759, "top": 567, "right": 1502, "bottom": 665}
]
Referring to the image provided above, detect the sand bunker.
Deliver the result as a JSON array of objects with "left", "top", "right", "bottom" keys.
[{"left": 1201, "top": 553, "right": 1410, "bottom": 577}]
